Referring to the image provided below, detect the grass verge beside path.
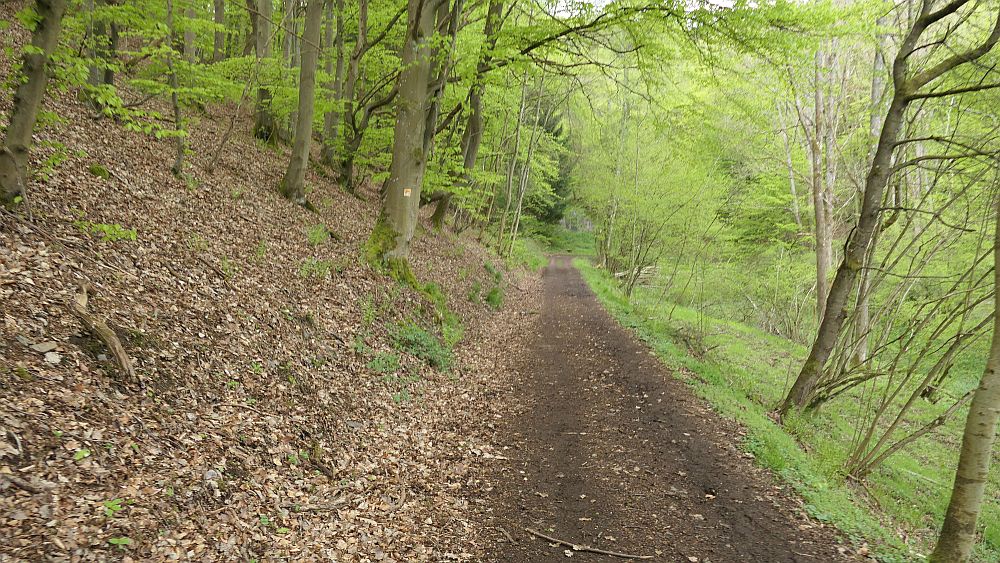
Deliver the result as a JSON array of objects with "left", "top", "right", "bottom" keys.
[{"left": 574, "top": 258, "right": 1000, "bottom": 563}]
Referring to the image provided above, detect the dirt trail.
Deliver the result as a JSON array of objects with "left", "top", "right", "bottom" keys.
[{"left": 483, "top": 256, "right": 854, "bottom": 562}]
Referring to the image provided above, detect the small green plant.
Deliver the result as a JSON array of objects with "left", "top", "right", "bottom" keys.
[
  {"left": 360, "top": 295, "right": 377, "bottom": 326},
  {"left": 103, "top": 498, "right": 125, "bottom": 518},
  {"left": 467, "top": 281, "right": 482, "bottom": 303},
  {"left": 188, "top": 233, "right": 209, "bottom": 252},
  {"left": 254, "top": 239, "right": 267, "bottom": 260},
  {"left": 231, "top": 187, "right": 245, "bottom": 200},
  {"left": 306, "top": 224, "right": 331, "bottom": 246},
  {"left": 74, "top": 220, "right": 137, "bottom": 242},
  {"left": 485, "top": 286, "right": 504, "bottom": 310},
  {"left": 352, "top": 334, "right": 372, "bottom": 355},
  {"left": 107, "top": 537, "right": 132, "bottom": 549},
  {"left": 73, "top": 448, "right": 91, "bottom": 461},
  {"left": 35, "top": 140, "right": 69, "bottom": 181},
  {"left": 221, "top": 257, "right": 237, "bottom": 279},
  {"left": 392, "top": 389, "right": 411, "bottom": 403},
  {"left": 392, "top": 323, "right": 452, "bottom": 369},
  {"left": 367, "top": 352, "right": 401, "bottom": 374},
  {"left": 88, "top": 163, "right": 110, "bottom": 179},
  {"left": 299, "top": 257, "right": 333, "bottom": 279}
]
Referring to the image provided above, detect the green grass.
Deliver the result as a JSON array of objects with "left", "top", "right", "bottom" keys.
[
  {"left": 545, "top": 227, "right": 595, "bottom": 255},
  {"left": 574, "top": 258, "right": 1000, "bottom": 562}
]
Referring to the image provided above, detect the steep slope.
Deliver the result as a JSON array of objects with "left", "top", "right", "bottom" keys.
[{"left": 0, "top": 5, "right": 540, "bottom": 560}]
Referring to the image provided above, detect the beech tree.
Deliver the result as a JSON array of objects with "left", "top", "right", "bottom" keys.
[
  {"left": 279, "top": 0, "right": 324, "bottom": 204},
  {"left": 0, "top": 0, "right": 68, "bottom": 206},
  {"left": 367, "top": 0, "right": 443, "bottom": 266}
]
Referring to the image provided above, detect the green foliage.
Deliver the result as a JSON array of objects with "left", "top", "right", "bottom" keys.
[
  {"left": 107, "top": 537, "right": 132, "bottom": 549},
  {"left": 102, "top": 498, "right": 125, "bottom": 518},
  {"left": 392, "top": 322, "right": 452, "bottom": 370},
  {"left": 299, "top": 257, "right": 332, "bottom": 279},
  {"left": 484, "top": 286, "right": 503, "bottom": 310},
  {"left": 88, "top": 163, "right": 110, "bottom": 179},
  {"left": 367, "top": 352, "right": 401, "bottom": 375},
  {"left": 74, "top": 220, "right": 137, "bottom": 242},
  {"left": 467, "top": 281, "right": 482, "bottom": 303},
  {"left": 306, "top": 224, "right": 332, "bottom": 246},
  {"left": 576, "top": 259, "right": 1000, "bottom": 561}
]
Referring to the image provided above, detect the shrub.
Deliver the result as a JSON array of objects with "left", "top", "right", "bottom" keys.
[
  {"left": 485, "top": 286, "right": 503, "bottom": 310},
  {"left": 367, "top": 352, "right": 400, "bottom": 374},
  {"left": 392, "top": 323, "right": 452, "bottom": 369},
  {"left": 299, "top": 257, "right": 332, "bottom": 279}
]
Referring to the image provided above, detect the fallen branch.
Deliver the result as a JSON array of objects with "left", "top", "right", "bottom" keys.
[
  {"left": 524, "top": 528, "right": 654, "bottom": 560},
  {"left": 1, "top": 472, "right": 53, "bottom": 494},
  {"left": 69, "top": 282, "right": 137, "bottom": 383}
]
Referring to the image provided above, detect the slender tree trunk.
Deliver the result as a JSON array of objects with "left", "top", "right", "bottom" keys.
[
  {"left": 184, "top": 5, "right": 196, "bottom": 62},
  {"left": 776, "top": 103, "right": 803, "bottom": 230},
  {"left": 811, "top": 51, "right": 832, "bottom": 322},
  {"left": 0, "top": 0, "right": 67, "bottom": 205},
  {"left": 338, "top": 0, "right": 367, "bottom": 188},
  {"left": 253, "top": 0, "right": 276, "bottom": 141},
  {"left": 321, "top": 0, "right": 345, "bottom": 166},
  {"left": 243, "top": 0, "right": 257, "bottom": 56},
  {"left": 166, "top": 0, "right": 185, "bottom": 175},
  {"left": 213, "top": 0, "right": 225, "bottom": 62},
  {"left": 930, "top": 199, "right": 1000, "bottom": 563},
  {"left": 496, "top": 69, "right": 529, "bottom": 248},
  {"left": 854, "top": 34, "right": 887, "bottom": 366},
  {"left": 278, "top": 0, "right": 323, "bottom": 204},
  {"left": 367, "top": 0, "right": 439, "bottom": 265},
  {"left": 431, "top": 0, "right": 503, "bottom": 229}
]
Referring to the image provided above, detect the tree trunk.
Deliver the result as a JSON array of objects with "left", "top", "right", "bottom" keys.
[
  {"left": 278, "top": 0, "right": 323, "bottom": 204},
  {"left": 321, "top": 0, "right": 345, "bottom": 166},
  {"left": 367, "top": 0, "right": 439, "bottom": 265},
  {"left": 0, "top": 0, "right": 68, "bottom": 206},
  {"left": 253, "top": 0, "right": 276, "bottom": 141},
  {"left": 778, "top": 4, "right": 1000, "bottom": 416},
  {"left": 184, "top": 5, "right": 196, "bottom": 62},
  {"left": 338, "top": 0, "right": 367, "bottom": 188},
  {"left": 431, "top": 0, "right": 502, "bottom": 229},
  {"left": 853, "top": 34, "right": 887, "bottom": 367},
  {"left": 243, "top": 0, "right": 257, "bottom": 56},
  {"left": 166, "top": 0, "right": 185, "bottom": 175},
  {"left": 213, "top": 0, "right": 225, "bottom": 62},
  {"left": 930, "top": 200, "right": 1000, "bottom": 563}
]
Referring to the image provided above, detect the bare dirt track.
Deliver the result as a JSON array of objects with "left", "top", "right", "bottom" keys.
[{"left": 482, "top": 256, "right": 855, "bottom": 562}]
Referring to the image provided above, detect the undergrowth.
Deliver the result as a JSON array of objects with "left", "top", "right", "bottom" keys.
[{"left": 574, "top": 258, "right": 1000, "bottom": 563}]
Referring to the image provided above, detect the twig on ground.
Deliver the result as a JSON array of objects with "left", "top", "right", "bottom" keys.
[
  {"left": 69, "top": 282, "right": 137, "bottom": 383},
  {"left": 524, "top": 528, "right": 654, "bottom": 560},
  {"left": 495, "top": 526, "right": 516, "bottom": 543},
  {"left": 1, "top": 473, "right": 53, "bottom": 494}
]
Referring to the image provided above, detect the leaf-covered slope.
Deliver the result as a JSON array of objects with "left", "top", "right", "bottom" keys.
[{"left": 0, "top": 4, "right": 540, "bottom": 560}]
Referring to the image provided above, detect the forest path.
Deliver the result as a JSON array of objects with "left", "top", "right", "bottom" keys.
[{"left": 482, "top": 255, "right": 854, "bottom": 562}]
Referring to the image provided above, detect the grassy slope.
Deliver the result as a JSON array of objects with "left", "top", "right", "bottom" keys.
[{"left": 575, "top": 258, "right": 1000, "bottom": 563}]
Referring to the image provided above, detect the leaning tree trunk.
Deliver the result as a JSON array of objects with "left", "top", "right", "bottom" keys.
[
  {"left": 0, "top": 0, "right": 67, "bottom": 206},
  {"left": 930, "top": 198, "right": 1000, "bottom": 563},
  {"left": 778, "top": 1, "right": 1000, "bottom": 416},
  {"left": 278, "top": 0, "right": 323, "bottom": 204},
  {"left": 367, "top": 0, "right": 439, "bottom": 266}
]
